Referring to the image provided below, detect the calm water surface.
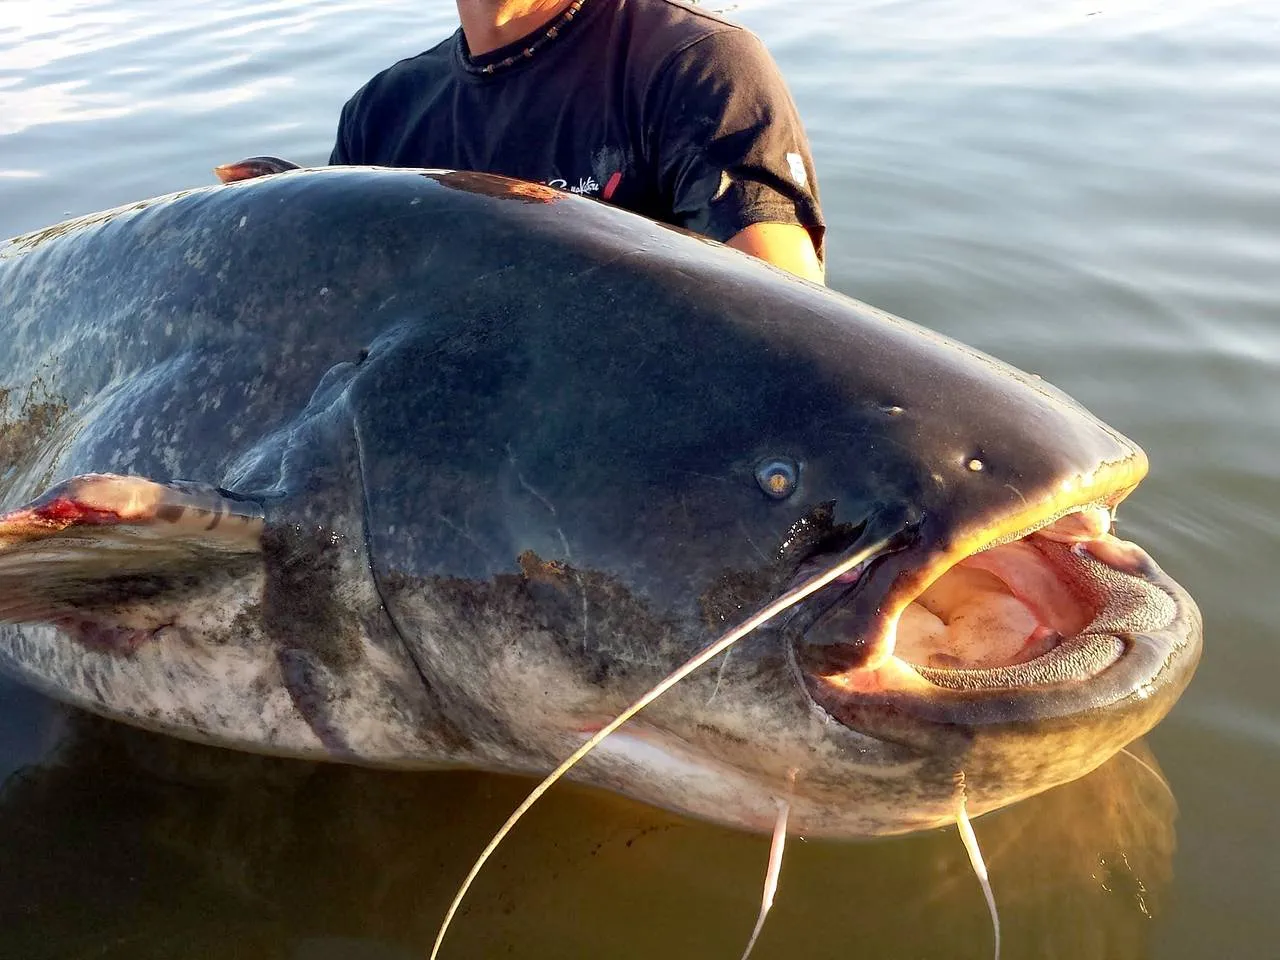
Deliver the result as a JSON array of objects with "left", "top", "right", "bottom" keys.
[{"left": 1, "top": 1, "right": 1277, "bottom": 957}]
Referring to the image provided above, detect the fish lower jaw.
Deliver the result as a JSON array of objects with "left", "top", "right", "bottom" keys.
[{"left": 817, "top": 655, "right": 934, "bottom": 695}]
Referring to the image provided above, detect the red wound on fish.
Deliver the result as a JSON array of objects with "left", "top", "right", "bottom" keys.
[
  {"left": 1, "top": 474, "right": 266, "bottom": 553},
  {"left": 0, "top": 475, "right": 264, "bottom": 644},
  {"left": 0, "top": 475, "right": 160, "bottom": 540},
  {"left": 29, "top": 496, "right": 122, "bottom": 527}
]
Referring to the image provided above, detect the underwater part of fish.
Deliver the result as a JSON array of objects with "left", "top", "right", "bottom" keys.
[{"left": 0, "top": 166, "right": 1200, "bottom": 838}]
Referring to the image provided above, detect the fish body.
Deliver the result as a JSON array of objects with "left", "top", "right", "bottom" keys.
[{"left": 0, "top": 168, "right": 1200, "bottom": 836}]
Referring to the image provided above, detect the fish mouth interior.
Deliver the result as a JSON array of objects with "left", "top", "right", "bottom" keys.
[
  {"left": 814, "top": 505, "right": 1181, "bottom": 696},
  {"left": 898, "top": 513, "right": 1115, "bottom": 676}
]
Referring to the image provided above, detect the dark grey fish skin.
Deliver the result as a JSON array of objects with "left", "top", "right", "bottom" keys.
[{"left": 0, "top": 168, "right": 1200, "bottom": 836}]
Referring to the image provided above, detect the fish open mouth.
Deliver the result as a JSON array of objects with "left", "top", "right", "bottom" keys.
[
  {"left": 794, "top": 490, "right": 1199, "bottom": 726},
  {"left": 892, "top": 513, "right": 1175, "bottom": 686}
]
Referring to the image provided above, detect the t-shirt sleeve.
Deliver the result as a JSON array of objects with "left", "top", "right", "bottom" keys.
[
  {"left": 329, "top": 90, "right": 361, "bottom": 165},
  {"left": 330, "top": 73, "right": 389, "bottom": 165},
  {"left": 648, "top": 29, "right": 825, "bottom": 258}
]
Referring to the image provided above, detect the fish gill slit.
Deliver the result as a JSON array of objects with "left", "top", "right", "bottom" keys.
[{"left": 351, "top": 418, "right": 434, "bottom": 697}]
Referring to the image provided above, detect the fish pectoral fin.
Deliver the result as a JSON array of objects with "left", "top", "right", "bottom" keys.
[{"left": 0, "top": 473, "right": 263, "bottom": 624}]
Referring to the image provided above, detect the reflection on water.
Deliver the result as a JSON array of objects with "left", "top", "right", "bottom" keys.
[{"left": 0, "top": 716, "right": 1174, "bottom": 960}]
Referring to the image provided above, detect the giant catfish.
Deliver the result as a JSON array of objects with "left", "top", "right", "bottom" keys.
[{"left": 0, "top": 168, "right": 1201, "bottom": 837}]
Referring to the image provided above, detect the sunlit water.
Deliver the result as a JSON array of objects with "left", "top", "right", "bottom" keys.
[{"left": 1, "top": 0, "right": 1277, "bottom": 957}]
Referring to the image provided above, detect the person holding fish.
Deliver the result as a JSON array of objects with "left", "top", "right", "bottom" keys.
[{"left": 220, "top": 0, "right": 827, "bottom": 284}]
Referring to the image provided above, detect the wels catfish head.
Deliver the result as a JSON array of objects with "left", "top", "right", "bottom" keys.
[{"left": 0, "top": 169, "right": 1200, "bottom": 837}]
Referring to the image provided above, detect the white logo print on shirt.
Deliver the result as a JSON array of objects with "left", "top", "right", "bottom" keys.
[
  {"left": 786, "top": 152, "right": 808, "bottom": 188},
  {"left": 547, "top": 176, "right": 600, "bottom": 195},
  {"left": 545, "top": 169, "right": 623, "bottom": 201}
]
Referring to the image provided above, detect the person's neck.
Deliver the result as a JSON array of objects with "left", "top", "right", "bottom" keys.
[{"left": 456, "top": 0, "right": 577, "bottom": 56}]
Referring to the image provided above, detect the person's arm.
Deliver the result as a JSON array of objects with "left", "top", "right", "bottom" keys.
[
  {"left": 650, "top": 28, "right": 826, "bottom": 283},
  {"left": 726, "top": 222, "right": 825, "bottom": 284}
]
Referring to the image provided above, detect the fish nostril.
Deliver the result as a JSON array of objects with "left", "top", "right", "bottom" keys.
[{"left": 775, "top": 503, "right": 870, "bottom": 572}]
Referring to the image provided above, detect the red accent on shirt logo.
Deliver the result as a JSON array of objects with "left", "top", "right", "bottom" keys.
[{"left": 602, "top": 171, "right": 622, "bottom": 201}]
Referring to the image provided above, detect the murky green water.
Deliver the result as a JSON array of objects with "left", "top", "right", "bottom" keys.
[{"left": 1, "top": 1, "right": 1276, "bottom": 957}]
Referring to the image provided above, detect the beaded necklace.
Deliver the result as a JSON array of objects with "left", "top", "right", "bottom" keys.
[{"left": 476, "top": 0, "right": 589, "bottom": 75}]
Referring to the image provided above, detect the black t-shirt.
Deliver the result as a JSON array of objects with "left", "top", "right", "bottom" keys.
[{"left": 330, "top": 0, "right": 824, "bottom": 256}]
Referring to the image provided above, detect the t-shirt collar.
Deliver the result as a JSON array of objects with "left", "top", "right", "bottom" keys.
[{"left": 453, "top": 0, "right": 604, "bottom": 82}]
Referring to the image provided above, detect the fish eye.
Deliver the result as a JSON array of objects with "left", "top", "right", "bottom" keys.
[{"left": 755, "top": 457, "right": 799, "bottom": 499}]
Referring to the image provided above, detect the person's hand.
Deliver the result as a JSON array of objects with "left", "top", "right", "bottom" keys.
[{"left": 213, "top": 157, "right": 302, "bottom": 184}]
